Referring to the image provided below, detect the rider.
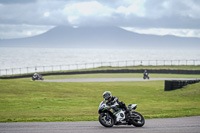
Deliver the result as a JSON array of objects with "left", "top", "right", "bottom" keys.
[
  {"left": 103, "top": 91, "right": 130, "bottom": 116},
  {"left": 144, "top": 70, "right": 148, "bottom": 76},
  {"left": 143, "top": 70, "right": 149, "bottom": 78}
]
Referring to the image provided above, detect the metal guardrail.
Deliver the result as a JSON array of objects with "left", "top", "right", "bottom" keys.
[{"left": 0, "top": 60, "right": 200, "bottom": 76}]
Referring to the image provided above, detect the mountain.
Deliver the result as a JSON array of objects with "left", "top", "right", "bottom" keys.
[{"left": 0, "top": 26, "right": 199, "bottom": 48}]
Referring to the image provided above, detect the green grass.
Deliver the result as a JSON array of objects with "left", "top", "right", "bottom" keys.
[
  {"left": 0, "top": 73, "right": 200, "bottom": 122},
  {"left": 44, "top": 73, "right": 200, "bottom": 79}
]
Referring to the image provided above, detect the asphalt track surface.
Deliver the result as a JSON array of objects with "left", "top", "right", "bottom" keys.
[
  {"left": 0, "top": 116, "right": 200, "bottom": 133},
  {"left": 44, "top": 78, "right": 198, "bottom": 82}
]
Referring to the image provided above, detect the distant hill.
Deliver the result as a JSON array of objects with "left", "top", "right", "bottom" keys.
[{"left": 0, "top": 26, "right": 199, "bottom": 48}]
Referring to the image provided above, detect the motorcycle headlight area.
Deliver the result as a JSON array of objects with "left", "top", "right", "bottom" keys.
[{"left": 128, "top": 104, "right": 137, "bottom": 110}]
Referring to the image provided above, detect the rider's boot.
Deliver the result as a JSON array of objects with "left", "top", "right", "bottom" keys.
[{"left": 125, "top": 107, "right": 131, "bottom": 118}]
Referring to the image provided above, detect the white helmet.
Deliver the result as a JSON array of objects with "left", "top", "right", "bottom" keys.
[{"left": 103, "top": 91, "right": 112, "bottom": 100}]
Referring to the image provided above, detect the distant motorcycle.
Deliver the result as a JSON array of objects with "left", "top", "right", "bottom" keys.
[
  {"left": 32, "top": 73, "right": 44, "bottom": 81},
  {"left": 143, "top": 72, "right": 149, "bottom": 80},
  {"left": 98, "top": 101, "right": 145, "bottom": 127}
]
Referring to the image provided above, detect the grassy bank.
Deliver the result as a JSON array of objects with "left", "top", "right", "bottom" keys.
[
  {"left": 44, "top": 73, "right": 200, "bottom": 80},
  {"left": 1, "top": 65, "right": 200, "bottom": 79},
  {"left": 0, "top": 73, "right": 200, "bottom": 122}
]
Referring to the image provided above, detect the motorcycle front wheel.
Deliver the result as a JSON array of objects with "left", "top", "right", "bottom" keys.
[
  {"left": 99, "top": 113, "right": 114, "bottom": 127},
  {"left": 131, "top": 112, "right": 145, "bottom": 127}
]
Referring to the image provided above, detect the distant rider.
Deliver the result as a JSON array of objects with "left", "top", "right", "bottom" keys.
[
  {"left": 33, "top": 73, "right": 39, "bottom": 79},
  {"left": 143, "top": 70, "right": 149, "bottom": 79},
  {"left": 144, "top": 70, "right": 148, "bottom": 76},
  {"left": 103, "top": 91, "right": 130, "bottom": 116}
]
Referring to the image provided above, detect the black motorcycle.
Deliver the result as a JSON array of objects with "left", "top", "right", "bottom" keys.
[
  {"left": 98, "top": 101, "right": 145, "bottom": 127},
  {"left": 143, "top": 72, "right": 149, "bottom": 79},
  {"left": 32, "top": 73, "right": 44, "bottom": 81}
]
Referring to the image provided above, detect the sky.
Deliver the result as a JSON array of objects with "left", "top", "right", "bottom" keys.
[{"left": 0, "top": 0, "right": 200, "bottom": 39}]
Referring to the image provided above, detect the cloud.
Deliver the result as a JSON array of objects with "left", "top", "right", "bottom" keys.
[
  {"left": 63, "top": 1, "right": 114, "bottom": 25},
  {"left": 0, "top": 0, "right": 200, "bottom": 39},
  {"left": 64, "top": 1, "right": 106, "bottom": 16},
  {"left": 144, "top": 0, "right": 200, "bottom": 19},
  {"left": 0, "top": 24, "right": 54, "bottom": 39},
  {"left": 0, "top": 0, "right": 36, "bottom": 4},
  {"left": 0, "top": 0, "right": 199, "bottom": 27},
  {"left": 43, "top": 12, "right": 50, "bottom": 17},
  {"left": 116, "top": 0, "right": 146, "bottom": 17},
  {"left": 122, "top": 27, "right": 200, "bottom": 38}
]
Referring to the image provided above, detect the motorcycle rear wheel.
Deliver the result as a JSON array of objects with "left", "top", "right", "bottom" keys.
[
  {"left": 99, "top": 113, "right": 114, "bottom": 127},
  {"left": 131, "top": 112, "right": 145, "bottom": 127}
]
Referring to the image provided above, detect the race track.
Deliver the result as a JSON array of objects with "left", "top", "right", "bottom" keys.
[
  {"left": 0, "top": 116, "right": 200, "bottom": 133},
  {"left": 44, "top": 78, "right": 198, "bottom": 82}
]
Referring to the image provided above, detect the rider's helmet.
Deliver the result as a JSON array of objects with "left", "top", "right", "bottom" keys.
[{"left": 103, "top": 91, "right": 112, "bottom": 100}]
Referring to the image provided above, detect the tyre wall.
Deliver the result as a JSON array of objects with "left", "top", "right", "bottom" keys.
[{"left": 164, "top": 80, "right": 200, "bottom": 91}]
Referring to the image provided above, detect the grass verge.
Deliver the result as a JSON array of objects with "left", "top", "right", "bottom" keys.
[{"left": 0, "top": 73, "right": 200, "bottom": 122}]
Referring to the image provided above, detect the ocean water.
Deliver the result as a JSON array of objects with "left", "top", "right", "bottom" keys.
[{"left": 0, "top": 47, "right": 200, "bottom": 75}]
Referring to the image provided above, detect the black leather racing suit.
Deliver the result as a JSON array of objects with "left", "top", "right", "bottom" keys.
[{"left": 106, "top": 96, "right": 129, "bottom": 113}]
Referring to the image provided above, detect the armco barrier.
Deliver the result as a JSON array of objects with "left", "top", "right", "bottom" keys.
[
  {"left": 0, "top": 69, "right": 200, "bottom": 79},
  {"left": 1, "top": 60, "right": 200, "bottom": 76},
  {"left": 164, "top": 80, "right": 200, "bottom": 91}
]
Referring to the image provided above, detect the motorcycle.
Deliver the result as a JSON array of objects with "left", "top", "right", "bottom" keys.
[
  {"left": 98, "top": 101, "right": 145, "bottom": 127},
  {"left": 143, "top": 72, "right": 149, "bottom": 79},
  {"left": 32, "top": 73, "right": 44, "bottom": 81}
]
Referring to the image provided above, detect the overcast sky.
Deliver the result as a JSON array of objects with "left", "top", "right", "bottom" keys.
[{"left": 0, "top": 0, "right": 200, "bottom": 39}]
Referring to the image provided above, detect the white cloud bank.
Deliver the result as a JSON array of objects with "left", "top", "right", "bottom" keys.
[
  {"left": 0, "top": 24, "right": 54, "bottom": 39},
  {"left": 0, "top": 0, "right": 200, "bottom": 39},
  {"left": 122, "top": 27, "right": 200, "bottom": 38}
]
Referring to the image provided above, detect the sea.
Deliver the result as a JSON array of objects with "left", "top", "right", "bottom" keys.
[{"left": 0, "top": 47, "right": 200, "bottom": 75}]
